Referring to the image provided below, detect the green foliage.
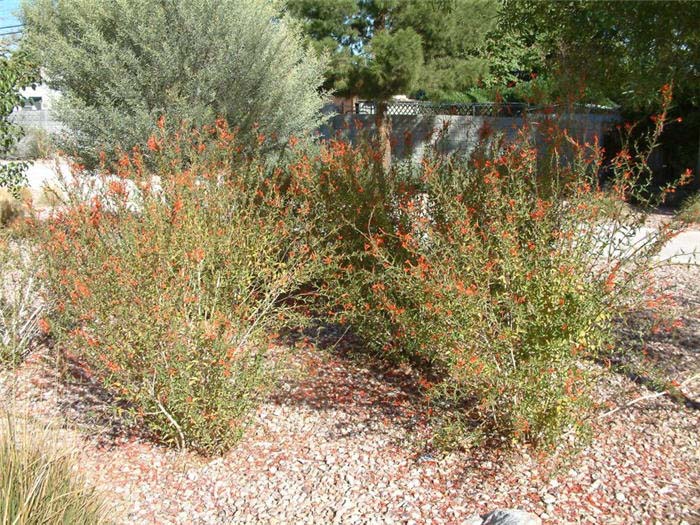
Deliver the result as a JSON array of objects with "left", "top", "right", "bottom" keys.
[
  {"left": 394, "top": 0, "right": 498, "bottom": 99},
  {"left": 21, "top": 0, "right": 328, "bottom": 166},
  {"left": 350, "top": 28, "right": 424, "bottom": 99},
  {"left": 38, "top": 122, "right": 332, "bottom": 455},
  {"left": 319, "top": 107, "right": 687, "bottom": 448},
  {"left": 288, "top": 0, "right": 498, "bottom": 100},
  {"left": 0, "top": 48, "right": 37, "bottom": 153},
  {"left": 486, "top": 2, "right": 700, "bottom": 182},
  {"left": 284, "top": 0, "right": 357, "bottom": 92},
  {"left": 0, "top": 162, "right": 29, "bottom": 201},
  {"left": 300, "top": 135, "right": 404, "bottom": 268},
  {"left": 0, "top": 413, "right": 112, "bottom": 524},
  {"left": 288, "top": 0, "right": 498, "bottom": 167},
  {"left": 498, "top": 0, "right": 700, "bottom": 109},
  {"left": 0, "top": 47, "right": 38, "bottom": 198}
]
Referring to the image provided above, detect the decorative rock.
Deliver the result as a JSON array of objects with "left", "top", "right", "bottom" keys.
[
  {"left": 481, "top": 509, "right": 542, "bottom": 525},
  {"left": 541, "top": 493, "right": 556, "bottom": 504},
  {"left": 464, "top": 514, "right": 484, "bottom": 525}
]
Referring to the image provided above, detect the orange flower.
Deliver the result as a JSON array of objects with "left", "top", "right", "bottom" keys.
[
  {"left": 530, "top": 208, "right": 545, "bottom": 220},
  {"left": 38, "top": 318, "right": 51, "bottom": 334},
  {"left": 605, "top": 263, "right": 620, "bottom": 292},
  {"left": 188, "top": 247, "right": 205, "bottom": 263},
  {"left": 385, "top": 302, "right": 405, "bottom": 316},
  {"left": 89, "top": 197, "right": 102, "bottom": 227},
  {"left": 456, "top": 280, "right": 477, "bottom": 296},
  {"left": 418, "top": 377, "right": 432, "bottom": 389},
  {"left": 371, "top": 282, "right": 386, "bottom": 293},
  {"left": 147, "top": 135, "right": 160, "bottom": 152},
  {"left": 108, "top": 180, "right": 127, "bottom": 197},
  {"left": 172, "top": 197, "right": 183, "bottom": 215},
  {"left": 73, "top": 280, "right": 91, "bottom": 299}
]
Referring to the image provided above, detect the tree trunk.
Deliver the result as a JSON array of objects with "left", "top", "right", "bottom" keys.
[{"left": 375, "top": 101, "right": 392, "bottom": 173}]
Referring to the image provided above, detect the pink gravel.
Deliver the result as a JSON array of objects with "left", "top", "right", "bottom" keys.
[{"left": 1, "top": 268, "right": 699, "bottom": 524}]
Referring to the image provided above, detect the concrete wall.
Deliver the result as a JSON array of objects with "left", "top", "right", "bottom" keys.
[{"left": 319, "top": 112, "right": 620, "bottom": 163}]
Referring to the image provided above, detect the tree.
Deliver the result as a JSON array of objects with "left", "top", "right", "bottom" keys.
[
  {"left": 350, "top": 27, "right": 424, "bottom": 171},
  {"left": 393, "top": 0, "right": 499, "bottom": 100},
  {"left": 288, "top": 0, "right": 499, "bottom": 170},
  {"left": 501, "top": 1, "right": 699, "bottom": 104},
  {"left": 498, "top": 1, "right": 700, "bottom": 179},
  {"left": 0, "top": 45, "right": 38, "bottom": 198},
  {"left": 20, "top": 0, "right": 328, "bottom": 165}
]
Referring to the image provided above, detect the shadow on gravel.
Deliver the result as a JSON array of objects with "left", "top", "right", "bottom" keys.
[
  {"left": 270, "top": 324, "right": 434, "bottom": 440},
  {"left": 50, "top": 351, "right": 144, "bottom": 447},
  {"left": 607, "top": 304, "right": 700, "bottom": 410}
]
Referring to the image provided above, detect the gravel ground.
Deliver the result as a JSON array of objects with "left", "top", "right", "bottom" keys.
[{"left": 1, "top": 267, "right": 699, "bottom": 525}]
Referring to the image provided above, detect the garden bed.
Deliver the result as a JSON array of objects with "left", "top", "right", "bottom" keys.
[{"left": 2, "top": 266, "right": 698, "bottom": 525}]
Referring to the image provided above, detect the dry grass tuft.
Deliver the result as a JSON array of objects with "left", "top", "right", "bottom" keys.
[{"left": 0, "top": 412, "right": 114, "bottom": 524}]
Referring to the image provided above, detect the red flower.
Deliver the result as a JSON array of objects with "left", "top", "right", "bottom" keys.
[
  {"left": 38, "top": 318, "right": 51, "bottom": 334},
  {"left": 172, "top": 197, "right": 183, "bottom": 215},
  {"left": 147, "top": 135, "right": 160, "bottom": 152}
]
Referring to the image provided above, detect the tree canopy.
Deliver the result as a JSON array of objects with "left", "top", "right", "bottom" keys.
[
  {"left": 498, "top": 0, "right": 700, "bottom": 110},
  {"left": 287, "top": 0, "right": 500, "bottom": 101},
  {"left": 496, "top": 0, "right": 700, "bottom": 180},
  {"left": 287, "top": 0, "right": 500, "bottom": 169},
  {"left": 21, "top": 0, "right": 328, "bottom": 165},
  {"left": 0, "top": 46, "right": 37, "bottom": 155}
]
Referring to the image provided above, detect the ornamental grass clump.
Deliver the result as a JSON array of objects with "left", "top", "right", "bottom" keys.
[
  {"left": 0, "top": 234, "right": 44, "bottom": 366},
  {"left": 0, "top": 413, "right": 112, "bottom": 524},
  {"left": 325, "top": 94, "right": 689, "bottom": 448},
  {"left": 37, "top": 119, "right": 331, "bottom": 455}
]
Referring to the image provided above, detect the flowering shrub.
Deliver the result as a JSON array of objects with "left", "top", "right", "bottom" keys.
[
  {"left": 34, "top": 93, "right": 690, "bottom": 453},
  {"left": 38, "top": 120, "right": 330, "bottom": 454},
  {"left": 303, "top": 134, "right": 415, "bottom": 273},
  {"left": 325, "top": 104, "right": 689, "bottom": 447}
]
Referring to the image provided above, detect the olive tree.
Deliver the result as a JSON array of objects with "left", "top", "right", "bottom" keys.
[{"left": 21, "top": 0, "right": 328, "bottom": 164}]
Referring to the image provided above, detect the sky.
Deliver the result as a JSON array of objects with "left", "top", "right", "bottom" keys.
[{"left": 0, "top": 0, "right": 21, "bottom": 35}]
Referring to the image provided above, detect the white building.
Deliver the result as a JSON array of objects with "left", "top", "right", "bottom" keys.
[{"left": 12, "top": 82, "right": 63, "bottom": 134}]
